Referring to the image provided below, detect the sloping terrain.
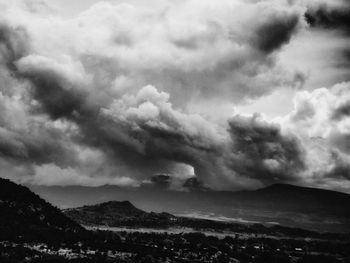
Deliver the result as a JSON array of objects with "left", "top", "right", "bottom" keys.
[
  {"left": 36, "top": 183, "right": 350, "bottom": 233},
  {"left": 64, "top": 200, "right": 175, "bottom": 227},
  {"left": 0, "top": 178, "right": 84, "bottom": 242}
]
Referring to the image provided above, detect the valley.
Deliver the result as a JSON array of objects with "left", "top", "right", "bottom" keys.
[{"left": 1, "top": 178, "right": 350, "bottom": 263}]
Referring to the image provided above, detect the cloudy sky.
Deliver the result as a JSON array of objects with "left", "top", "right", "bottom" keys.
[{"left": 0, "top": 0, "right": 350, "bottom": 193}]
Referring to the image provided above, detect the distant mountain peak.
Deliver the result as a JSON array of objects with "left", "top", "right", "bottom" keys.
[
  {"left": 64, "top": 200, "right": 176, "bottom": 227},
  {"left": 259, "top": 183, "right": 349, "bottom": 196},
  {"left": 66, "top": 200, "right": 146, "bottom": 219},
  {"left": 101, "top": 200, "right": 144, "bottom": 214},
  {"left": 262, "top": 183, "right": 302, "bottom": 191},
  {"left": 99, "top": 200, "right": 136, "bottom": 208}
]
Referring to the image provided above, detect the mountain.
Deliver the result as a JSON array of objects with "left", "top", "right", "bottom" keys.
[
  {"left": 63, "top": 199, "right": 350, "bottom": 241},
  {"left": 183, "top": 183, "right": 350, "bottom": 232},
  {"left": 64, "top": 200, "right": 175, "bottom": 227},
  {"left": 227, "top": 183, "right": 350, "bottom": 217},
  {"left": 1, "top": 179, "right": 349, "bottom": 263},
  {"left": 31, "top": 183, "right": 350, "bottom": 233},
  {"left": 197, "top": 183, "right": 350, "bottom": 219},
  {"left": 0, "top": 178, "right": 84, "bottom": 242}
]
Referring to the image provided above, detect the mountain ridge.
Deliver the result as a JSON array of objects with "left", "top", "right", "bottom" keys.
[
  {"left": 30, "top": 182, "right": 350, "bottom": 232},
  {"left": 64, "top": 200, "right": 146, "bottom": 217},
  {"left": 0, "top": 178, "right": 85, "bottom": 242},
  {"left": 63, "top": 200, "right": 176, "bottom": 227}
]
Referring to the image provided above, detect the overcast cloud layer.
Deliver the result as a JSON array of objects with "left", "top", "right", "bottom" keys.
[{"left": 0, "top": 0, "right": 350, "bottom": 192}]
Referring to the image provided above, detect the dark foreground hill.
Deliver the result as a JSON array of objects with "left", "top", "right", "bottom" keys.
[
  {"left": 0, "top": 178, "right": 127, "bottom": 261},
  {"left": 0, "top": 178, "right": 84, "bottom": 242}
]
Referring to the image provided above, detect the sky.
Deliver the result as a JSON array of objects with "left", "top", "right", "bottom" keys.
[{"left": 0, "top": 0, "right": 350, "bottom": 193}]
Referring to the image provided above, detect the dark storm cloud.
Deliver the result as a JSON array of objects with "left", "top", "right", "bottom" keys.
[
  {"left": 0, "top": 127, "right": 77, "bottom": 166},
  {"left": 332, "top": 101, "right": 350, "bottom": 120},
  {"left": 10, "top": 58, "right": 197, "bottom": 182},
  {"left": 0, "top": 31, "right": 308, "bottom": 189},
  {"left": 0, "top": 99, "right": 79, "bottom": 169},
  {"left": 183, "top": 177, "right": 210, "bottom": 191},
  {"left": 305, "top": 5, "right": 350, "bottom": 34},
  {"left": 96, "top": 110, "right": 218, "bottom": 182},
  {"left": 323, "top": 151, "right": 350, "bottom": 180},
  {"left": 254, "top": 14, "right": 300, "bottom": 53},
  {"left": 150, "top": 174, "right": 171, "bottom": 189},
  {"left": 329, "top": 132, "right": 350, "bottom": 155},
  {"left": 1, "top": 0, "right": 350, "bottom": 191},
  {"left": 304, "top": 2, "right": 350, "bottom": 91},
  {"left": 227, "top": 115, "right": 305, "bottom": 183},
  {"left": 23, "top": 72, "right": 88, "bottom": 120},
  {"left": 12, "top": 66, "right": 194, "bottom": 181},
  {"left": 0, "top": 25, "right": 80, "bottom": 171},
  {"left": 0, "top": 24, "right": 28, "bottom": 67},
  {"left": 328, "top": 164, "right": 350, "bottom": 180}
]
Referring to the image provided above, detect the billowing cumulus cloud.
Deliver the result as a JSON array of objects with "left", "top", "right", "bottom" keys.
[
  {"left": 2, "top": 0, "right": 306, "bottom": 104},
  {"left": 0, "top": 0, "right": 350, "bottom": 192},
  {"left": 280, "top": 82, "right": 350, "bottom": 192}
]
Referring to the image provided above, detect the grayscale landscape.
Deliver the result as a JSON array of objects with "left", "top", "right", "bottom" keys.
[{"left": 0, "top": 0, "right": 350, "bottom": 262}]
